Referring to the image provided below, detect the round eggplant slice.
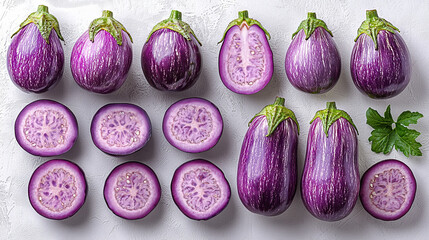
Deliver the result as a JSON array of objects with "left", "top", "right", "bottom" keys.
[
  {"left": 360, "top": 159, "right": 416, "bottom": 221},
  {"left": 28, "top": 159, "right": 87, "bottom": 220},
  {"left": 104, "top": 161, "right": 161, "bottom": 220},
  {"left": 163, "top": 98, "right": 223, "bottom": 153},
  {"left": 91, "top": 103, "right": 151, "bottom": 155},
  {"left": 171, "top": 159, "right": 230, "bottom": 220},
  {"left": 15, "top": 99, "right": 78, "bottom": 157}
]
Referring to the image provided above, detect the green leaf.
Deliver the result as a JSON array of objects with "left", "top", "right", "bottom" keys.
[
  {"left": 366, "top": 106, "right": 423, "bottom": 157},
  {"left": 368, "top": 127, "right": 396, "bottom": 154},
  {"left": 397, "top": 111, "right": 423, "bottom": 126},
  {"left": 395, "top": 125, "right": 422, "bottom": 157},
  {"left": 366, "top": 107, "right": 393, "bottom": 129}
]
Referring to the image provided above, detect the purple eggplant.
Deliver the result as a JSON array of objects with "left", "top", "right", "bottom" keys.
[
  {"left": 141, "top": 10, "right": 201, "bottom": 91},
  {"left": 360, "top": 159, "right": 416, "bottom": 221},
  {"left": 171, "top": 159, "right": 230, "bottom": 220},
  {"left": 351, "top": 10, "right": 411, "bottom": 99},
  {"left": 285, "top": 12, "right": 340, "bottom": 94},
  {"left": 29, "top": 159, "right": 87, "bottom": 220},
  {"left": 237, "top": 97, "right": 299, "bottom": 216},
  {"left": 301, "top": 102, "right": 359, "bottom": 221},
  {"left": 218, "top": 10, "right": 273, "bottom": 95},
  {"left": 71, "top": 10, "right": 132, "bottom": 94},
  {"left": 7, "top": 5, "right": 64, "bottom": 93}
]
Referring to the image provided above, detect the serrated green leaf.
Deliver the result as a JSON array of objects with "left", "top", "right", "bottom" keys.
[
  {"left": 397, "top": 111, "right": 423, "bottom": 126},
  {"left": 394, "top": 124, "right": 422, "bottom": 157},
  {"left": 384, "top": 105, "right": 394, "bottom": 122},
  {"left": 366, "top": 107, "right": 393, "bottom": 129},
  {"left": 368, "top": 127, "right": 396, "bottom": 154}
]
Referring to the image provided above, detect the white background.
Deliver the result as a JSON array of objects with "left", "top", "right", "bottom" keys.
[{"left": 1, "top": 0, "right": 428, "bottom": 239}]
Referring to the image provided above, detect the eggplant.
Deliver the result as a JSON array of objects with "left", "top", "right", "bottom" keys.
[
  {"left": 71, "top": 10, "right": 133, "bottom": 94},
  {"left": 141, "top": 10, "right": 201, "bottom": 91},
  {"left": 301, "top": 102, "right": 359, "bottom": 221},
  {"left": 7, "top": 5, "right": 64, "bottom": 93},
  {"left": 218, "top": 10, "right": 273, "bottom": 94},
  {"left": 351, "top": 10, "right": 411, "bottom": 99},
  {"left": 285, "top": 12, "right": 340, "bottom": 94},
  {"left": 237, "top": 97, "right": 299, "bottom": 216}
]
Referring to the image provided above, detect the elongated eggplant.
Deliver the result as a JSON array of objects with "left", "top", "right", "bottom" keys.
[
  {"left": 237, "top": 97, "right": 299, "bottom": 216},
  {"left": 351, "top": 10, "right": 410, "bottom": 99},
  {"left": 301, "top": 102, "right": 359, "bottom": 221}
]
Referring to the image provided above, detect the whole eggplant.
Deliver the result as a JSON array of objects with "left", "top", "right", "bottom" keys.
[
  {"left": 71, "top": 10, "right": 133, "bottom": 94},
  {"left": 351, "top": 10, "right": 410, "bottom": 99},
  {"left": 237, "top": 97, "right": 299, "bottom": 216},
  {"left": 7, "top": 5, "right": 64, "bottom": 93},
  {"left": 141, "top": 10, "right": 201, "bottom": 91},
  {"left": 301, "top": 102, "right": 359, "bottom": 221},
  {"left": 285, "top": 12, "right": 340, "bottom": 94}
]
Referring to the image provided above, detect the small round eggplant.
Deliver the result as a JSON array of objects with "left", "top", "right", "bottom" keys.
[
  {"left": 237, "top": 97, "right": 299, "bottom": 216},
  {"left": 163, "top": 98, "right": 223, "bottom": 153},
  {"left": 351, "top": 10, "right": 411, "bottom": 99},
  {"left": 28, "top": 159, "right": 87, "bottom": 220},
  {"left": 15, "top": 99, "right": 78, "bottom": 157},
  {"left": 7, "top": 5, "right": 64, "bottom": 93},
  {"left": 91, "top": 103, "right": 151, "bottom": 156},
  {"left": 104, "top": 161, "right": 161, "bottom": 220},
  {"left": 142, "top": 10, "right": 202, "bottom": 91},
  {"left": 218, "top": 10, "right": 273, "bottom": 94},
  {"left": 285, "top": 12, "right": 340, "bottom": 94},
  {"left": 360, "top": 159, "right": 416, "bottom": 221},
  {"left": 71, "top": 10, "right": 133, "bottom": 94},
  {"left": 301, "top": 102, "right": 359, "bottom": 222},
  {"left": 171, "top": 159, "right": 230, "bottom": 220}
]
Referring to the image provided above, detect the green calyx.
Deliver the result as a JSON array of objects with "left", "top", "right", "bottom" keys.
[
  {"left": 146, "top": 10, "right": 201, "bottom": 46},
  {"left": 310, "top": 102, "right": 358, "bottom": 137},
  {"left": 292, "top": 12, "right": 333, "bottom": 40},
  {"left": 12, "top": 5, "right": 64, "bottom": 44},
  {"left": 354, "top": 9, "right": 399, "bottom": 50},
  {"left": 89, "top": 10, "right": 133, "bottom": 46},
  {"left": 218, "top": 10, "right": 271, "bottom": 44},
  {"left": 250, "top": 97, "right": 299, "bottom": 137}
]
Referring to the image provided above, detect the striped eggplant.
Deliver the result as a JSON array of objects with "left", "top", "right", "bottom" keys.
[
  {"left": 218, "top": 10, "right": 273, "bottom": 95},
  {"left": 71, "top": 10, "right": 133, "bottom": 94},
  {"left": 7, "top": 5, "right": 64, "bottom": 93},
  {"left": 141, "top": 10, "right": 201, "bottom": 91},
  {"left": 237, "top": 97, "right": 299, "bottom": 216},
  {"left": 301, "top": 102, "right": 359, "bottom": 221},
  {"left": 285, "top": 12, "right": 340, "bottom": 94},
  {"left": 351, "top": 10, "right": 410, "bottom": 99}
]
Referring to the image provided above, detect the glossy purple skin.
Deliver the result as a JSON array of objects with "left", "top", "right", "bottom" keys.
[
  {"left": 90, "top": 103, "right": 152, "bottom": 156},
  {"left": 15, "top": 99, "right": 78, "bottom": 157},
  {"left": 104, "top": 162, "right": 161, "bottom": 220},
  {"left": 237, "top": 116, "right": 298, "bottom": 216},
  {"left": 351, "top": 31, "right": 411, "bottom": 99},
  {"left": 301, "top": 117, "right": 359, "bottom": 221},
  {"left": 71, "top": 30, "right": 132, "bottom": 94},
  {"left": 141, "top": 28, "right": 201, "bottom": 91},
  {"left": 171, "top": 159, "right": 231, "bottom": 220},
  {"left": 219, "top": 25, "right": 273, "bottom": 95},
  {"left": 162, "top": 98, "right": 223, "bottom": 153},
  {"left": 360, "top": 159, "right": 416, "bottom": 221},
  {"left": 28, "top": 159, "right": 87, "bottom": 220},
  {"left": 7, "top": 23, "right": 64, "bottom": 93},
  {"left": 285, "top": 28, "right": 341, "bottom": 94}
]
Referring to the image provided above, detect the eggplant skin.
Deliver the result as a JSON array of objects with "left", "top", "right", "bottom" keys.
[
  {"left": 285, "top": 28, "right": 340, "bottom": 94},
  {"left": 141, "top": 28, "right": 201, "bottom": 91},
  {"left": 71, "top": 30, "right": 132, "bottom": 94},
  {"left": 7, "top": 23, "right": 64, "bottom": 93},
  {"left": 238, "top": 116, "right": 298, "bottom": 216},
  {"left": 350, "top": 31, "right": 410, "bottom": 99},
  {"left": 301, "top": 117, "right": 359, "bottom": 221}
]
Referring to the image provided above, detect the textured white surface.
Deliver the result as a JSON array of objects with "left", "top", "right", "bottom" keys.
[{"left": 1, "top": 0, "right": 428, "bottom": 239}]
